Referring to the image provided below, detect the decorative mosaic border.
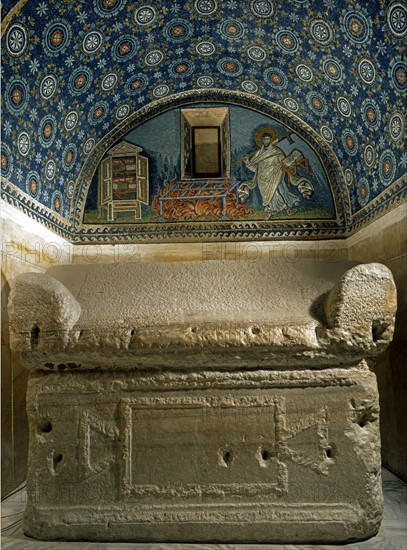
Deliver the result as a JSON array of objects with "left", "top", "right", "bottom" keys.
[
  {"left": 2, "top": 173, "right": 406, "bottom": 244},
  {"left": 1, "top": 177, "right": 73, "bottom": 240},
  {"left": 349, "top": 173, "right": 407, "bottom": 234},
  {"left": 0, "top": 0, "right": 29, "bottom": 33}
]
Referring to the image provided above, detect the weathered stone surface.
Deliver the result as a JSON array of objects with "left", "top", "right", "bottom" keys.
[
  {"left": 23, "top": 364, "right": 382, "bottom": 543},
  {"left": 10, "top": 258, "right": 395, "bottom": 542},
  {"left": 325, "top": 263, "right": 397, "bottom": 346},
  {"left": 8, "top": 273, "right": 81, "bottom": 351},
  {"left": 8, "top": 260, "right": 397, "bottom": 370}
]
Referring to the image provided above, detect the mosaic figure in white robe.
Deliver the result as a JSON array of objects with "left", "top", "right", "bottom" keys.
[{"left": 238, "top": 127, "right": 303, "bottom": 217}]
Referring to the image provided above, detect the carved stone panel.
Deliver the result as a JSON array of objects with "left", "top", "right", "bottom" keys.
[
  {"left": 23, "top": 366, "right": 382, "bottom": 542},
  {"left": 120, "top": 396, "right": 287, "bottom": 497}
]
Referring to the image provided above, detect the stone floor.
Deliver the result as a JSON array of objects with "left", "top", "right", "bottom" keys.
[{"left": 1, "top": 468, "right": 406, "bottom": 550}]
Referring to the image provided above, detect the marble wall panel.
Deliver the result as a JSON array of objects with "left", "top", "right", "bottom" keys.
[
  {"left": 1, "top": 201, "right": 72, "bottom": 498},
  {"left": 348, "top": 203, "right": 407, "bottom": 480}
]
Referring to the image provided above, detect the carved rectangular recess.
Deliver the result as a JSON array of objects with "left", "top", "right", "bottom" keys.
[{"left": 120, "top": 396, "right": 287, "bottom": 498}]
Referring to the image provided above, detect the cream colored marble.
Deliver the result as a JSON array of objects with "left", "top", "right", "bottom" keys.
[
  {"left": 346, "top": 203, "right": 406, "bottom": 260},
  {"left": 1, "top": 201, "right": 73, "bottom": 269},
  {"left": 1, "top": 200, "right": 72, "bottom": 498},
  {"left": 347, "top": 202, "right": 407, "bottom": 481},
  {"left": 72, "top": 240, "right": 348, "bottom": 265}
]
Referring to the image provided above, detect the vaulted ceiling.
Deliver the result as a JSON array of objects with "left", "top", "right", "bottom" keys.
[{"left": 1, "top": 0, "right": 406, "bottom": 241}]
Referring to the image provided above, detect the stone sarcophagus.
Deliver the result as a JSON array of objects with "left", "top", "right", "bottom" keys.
[{"left": 8, "top": 259, "right": 397, "bottom": 543}]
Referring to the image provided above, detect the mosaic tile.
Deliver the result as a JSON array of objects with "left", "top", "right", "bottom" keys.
[{"left": 1, "top": 0, "right": 406, "bottom": 242}]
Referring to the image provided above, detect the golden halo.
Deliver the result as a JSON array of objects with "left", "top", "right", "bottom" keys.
[{"left": 255, "top": 126, "right": 278, "bottom": 147}]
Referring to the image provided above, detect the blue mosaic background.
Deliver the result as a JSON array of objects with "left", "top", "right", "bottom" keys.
[{"left": 1, "top": 0, "right": 406, "bottom": 231}]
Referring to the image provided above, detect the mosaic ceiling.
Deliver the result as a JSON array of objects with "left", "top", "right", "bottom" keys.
[{"left": 1, "top": 0, "right": 406, "bottom": 241}]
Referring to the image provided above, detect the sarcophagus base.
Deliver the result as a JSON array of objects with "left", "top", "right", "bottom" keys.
[{"left": 24, "top": 365, "right": 382, "bottom": 543}]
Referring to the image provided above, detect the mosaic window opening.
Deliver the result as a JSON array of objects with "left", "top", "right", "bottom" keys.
[{"left": 181, "top": 107, "right": 230, "bottom": 180}]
